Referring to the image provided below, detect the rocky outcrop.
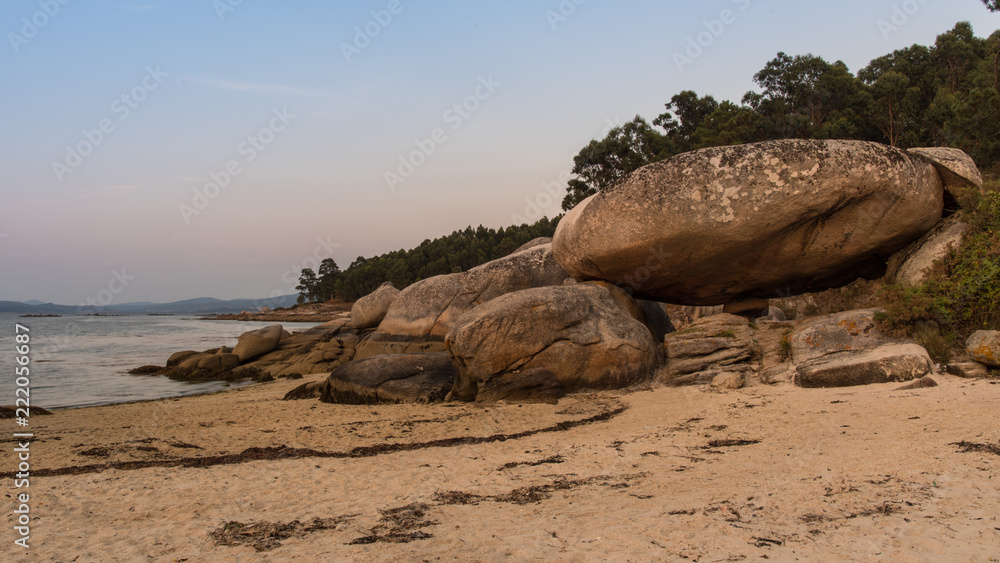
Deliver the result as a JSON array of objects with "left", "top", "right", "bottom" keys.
[
  {"left": 241, "top": 317, "right": 359, "bottom": 377},
  {"left": 350, "top": 282, "right": 400, "bottom": 330},
  {"left": 787, "top": 309, "right": 900, "bottom": 363},
  {"left": 884, "top": 214, "right": 970, "bottom": 286},
  {"left": 552, "top": 139, "right": 979, "bottom": 305},
  {"left": 152, "top": 317, "right": 359, "bottom": 381},
  {"left": 355, "top": 243, "right": 569, "bottom": 359},
  {"left": 167, "top": 350, "right": 198, "bottom": 367},
  {"left": 319, "top": 353, "right": 454, "bottom": 405},
  {"left": 967, "top": 331, "right": 1000, "bottom": 367},
  {"left": 659, "top": 314, "right": 756, "bottom": 386},
  {"left": 233, "top": 325, "right": 285, "bottom": 362},
  {"left": 446, "top": 282, "right": 658, "bottom": 402},
  {"left": 795, "top": 344, "right": 933, "bottom": 388}
]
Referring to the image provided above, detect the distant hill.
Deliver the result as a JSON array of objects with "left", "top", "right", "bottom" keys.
[
  {"left": 0, "top": 294, "right": 300, "bottom": 315},
  {"left": 0, "top": 301, "right": 81, "bottom": 314}
]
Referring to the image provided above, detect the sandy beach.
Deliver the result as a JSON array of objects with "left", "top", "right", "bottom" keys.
[{"left": 6, "top": 372, "right": 999, "bottom": 562}]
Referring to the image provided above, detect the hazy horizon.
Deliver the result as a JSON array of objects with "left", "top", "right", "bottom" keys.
[{"left": 2, "top": 0, "right": 997, "bottom": 304}]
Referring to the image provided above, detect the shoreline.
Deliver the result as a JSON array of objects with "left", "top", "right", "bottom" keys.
[{"left": 19, "top": 371, "right": 1000, "bottom": 560}]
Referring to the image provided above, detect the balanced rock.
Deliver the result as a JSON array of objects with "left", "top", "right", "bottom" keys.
[
  {"left": 446, "top": 282, "right": 658, "bottom": 402},
  {"left": 319, "top": 353, "right": 454, "bottom": 404},
  {"left": 907, "top": 147, "right": 984, "bottom": 192},
  {"left": 967, "top": 331, "right": 1000, "bottom": 367},
  {"left": 351, "top": 281, "right": 400, "bottom": 330},
  {"left": 233, "top": 325, "right": 284, "bottom": 362},
  {"left": 552, "top": 139, "right": 977, "bottom": 305},
  {"left": 795, "top": 343, "right": 933, "bottom": 388},
  {"left": 355, "top": 243, "right": 568, "bottom": 359}
]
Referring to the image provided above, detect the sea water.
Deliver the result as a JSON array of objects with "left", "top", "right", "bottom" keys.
[{"left": 0, "top": 313, "right": 320, "bottom": 410}]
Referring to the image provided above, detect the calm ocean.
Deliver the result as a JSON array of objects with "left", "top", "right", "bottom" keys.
[{"left": 0, "top": 313, "right": 321, "bottom": 410}]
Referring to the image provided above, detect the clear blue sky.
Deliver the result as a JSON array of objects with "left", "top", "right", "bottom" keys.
[{"left": 1, "top": 0, "right": 997, "bottom": 304}]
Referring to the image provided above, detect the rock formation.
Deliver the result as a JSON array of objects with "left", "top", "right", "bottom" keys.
[
  {"left": 552, "top": 139, "right": 979, "bottom": 305},
  {"left": 350, "top": 281, "right": 400, "bottom": 330},
  {"left": 446, "top": 282, "right": 658, "bottom": 402},
  {"left": 354, "top": 242, "right": 569, "bottom": 359}
]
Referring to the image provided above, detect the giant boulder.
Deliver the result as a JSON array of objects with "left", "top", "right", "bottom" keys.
[
  {"left": 552, "top": 139, "right": 978, "bottom": 305},
  {"left": 355, "top": 243, "right": 569, "bottom": 359},
  {"left": 446, "top": 282, "right": 658, "bottom": 402}
]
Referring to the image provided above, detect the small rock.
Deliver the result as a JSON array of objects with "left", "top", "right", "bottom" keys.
[
  {"left": 966, "top": 330, "right": 1000, "bottom": 367},
  {"left": 896, "top": 376, "right": 938, "bottom": 390},
  {"left": 945, "top": 362, "right": 990, "bottom": 378},
  {"left": 711, "top": 371, "right": 745, "bottom": 390},
  {"left": 760, "top": 365, "right": 795, "bottom": 385}
]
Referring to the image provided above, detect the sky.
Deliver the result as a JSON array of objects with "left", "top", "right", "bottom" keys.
[{"left": 1, "top": 0, "right": 997, "bottom": 305}]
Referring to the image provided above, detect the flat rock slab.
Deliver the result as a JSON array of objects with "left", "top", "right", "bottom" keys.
[
  {"left": 553, "top": 139, "right": 958, "bottom": 304},
  {"left": 788, "top": 309, "right": 901, "bottom": 363},
  {"left": 795, "top": 344, "right": 933, "bottom": 388}
]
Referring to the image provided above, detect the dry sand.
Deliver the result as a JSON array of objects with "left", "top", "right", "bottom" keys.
[{"left": 5, "top": 373, "right": 1000, "bottom": 562}]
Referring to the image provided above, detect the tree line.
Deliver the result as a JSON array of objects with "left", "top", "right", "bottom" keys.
[{"left": 295, "top": 217, "right": 560, "bottom": 303}]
